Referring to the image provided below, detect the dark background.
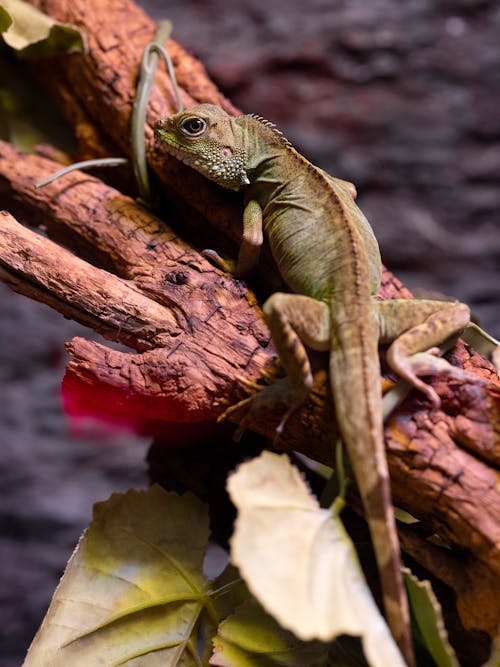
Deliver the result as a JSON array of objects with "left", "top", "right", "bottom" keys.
[{"left": 1, "top": 1, "right": 499, "bottom": 664}]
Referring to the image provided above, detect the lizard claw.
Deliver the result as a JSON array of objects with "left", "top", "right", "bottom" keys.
[
  {"left": 238, "top": 368, "right": 275, "bottom": 391},
  {"left": 217, "top": 394, "right": 254, "bottom": 424},
  {"left": 397, "top": 350, "right": 487, "bottom": 409},
  {"left": 216, "top": 371, "right": 270, "bottom": 425},
  {"left": 218, "top": 375, "right": 307, "bottom": 443},
  {"left": 412, "top": 376, "right": 441, "bottom": 409},
  {"left": 238, "top": 376, "right": 266, "bottom": 393},
  {"left": 274, "top": 400, "right": 303, "bottom": 440}
]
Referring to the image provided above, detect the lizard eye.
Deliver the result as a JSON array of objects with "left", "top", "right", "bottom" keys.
[{"left": 180, "top": 116, "right": 207, "bottom": 137}]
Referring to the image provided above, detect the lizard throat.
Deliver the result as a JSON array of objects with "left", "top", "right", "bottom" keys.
[{"left": 156, "top": 136, "right": 249, "bottom": 190}]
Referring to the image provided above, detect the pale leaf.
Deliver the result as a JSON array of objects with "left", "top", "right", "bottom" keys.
[
  {"left": 403, "top": 568, "right": 459, "bottom": 667},
  {"left": 24, "top": 485, "right": 214, "bottom": 666},
  {"left": 227, "top": 451, "right": 405, "bottom": 667},
  {"left": 210, "top": 599, "right": 329, "bottom": 667},
  {"left": 1, "top": 0, "right": 85, "bottom": 57}
]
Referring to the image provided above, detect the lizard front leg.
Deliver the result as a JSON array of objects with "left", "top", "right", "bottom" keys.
[
  {"left": 203, "top": 199, "right": 263, "bottom": 277},
  {"left": 222, "top": 292, "right": 330, "bottom": 437},
  {"left": 378, "top": 298, "right": 473, "bottom": 406}
]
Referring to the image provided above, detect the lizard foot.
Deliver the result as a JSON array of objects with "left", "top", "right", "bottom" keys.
[
  {"left": 219, "top": 367, "right": 277, "bottom": 414},
  {"left": 396, "top": 348, "right": 486, "bottom": 408},
  {"left": 219, "top": 376, "right": 307, "bottom": 443},
  {"left": 237, "top": 368, "right": 275, "bottom": 393},
  {"left": 217, "top": 371, "right": 271, "bottom": 425}
]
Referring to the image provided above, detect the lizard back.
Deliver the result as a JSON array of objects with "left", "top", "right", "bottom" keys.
[{"left": 239, "top": 115, "right": 382, "bottom": 304}]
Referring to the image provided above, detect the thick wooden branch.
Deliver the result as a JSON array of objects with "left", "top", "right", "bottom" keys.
[
  {"left": 1, "top": 143, "right": 499, "bottom": 641},
  {"left": 0, "top": 144, "right": 272, "bottom": 422},
  {"left": 2, "top": 0, "right": 499, "bottom": 642},
  {"left": 399, "top": 526, "right": 499, "bottom": 651},
  {"left": 0, "top": 142, "right": 415, "bottom": 445},
  {"left": 28, "top": 0, "right": 244, "bottom": 240}
]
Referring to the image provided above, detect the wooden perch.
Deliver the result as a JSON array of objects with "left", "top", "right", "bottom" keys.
[
  {"left": 1, "top": 0, "right": 499, "bottom": 644},
  {"left": 1, "top": 141, "right": 499, "bottom": 639},
  {"left": 0, "top": 144, "right": 271, "bottom": 422},
  {"left": 28, "top": 0, "right": 244, "bottom": 239}
]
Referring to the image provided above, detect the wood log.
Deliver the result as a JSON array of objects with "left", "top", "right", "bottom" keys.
[
  {"left": 1, "top": 0, "right": 499, "bottom": 645},
  {"left": 28, "top": 0, "right": 244, "bottom": 240},
  {"left": 0, "top": 143, "right": 271, "bottom": 423},
  {"left": 1, "top": 142, "right": 499, "bottom": 641}
]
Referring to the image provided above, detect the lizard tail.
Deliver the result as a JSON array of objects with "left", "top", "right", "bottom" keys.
[{"left": 329, "top": 308, "right": 414, "bottom": 666}]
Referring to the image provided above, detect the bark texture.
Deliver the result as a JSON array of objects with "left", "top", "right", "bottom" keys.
[{"left": 1, "top": 0, "right": 499, "bottom": 646}]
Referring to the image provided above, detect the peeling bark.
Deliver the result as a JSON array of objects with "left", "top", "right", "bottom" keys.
[{"left": 1, "top": 0, "right": 499, "bottom": 644}]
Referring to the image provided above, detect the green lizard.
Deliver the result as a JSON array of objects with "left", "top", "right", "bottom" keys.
[{"left": 155, "top": 104, "right": 479, "bottom": 666}]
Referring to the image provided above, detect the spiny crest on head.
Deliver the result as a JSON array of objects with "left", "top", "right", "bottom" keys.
[{"left": 247, "top": 114, "right": 293, "bottom": 148}]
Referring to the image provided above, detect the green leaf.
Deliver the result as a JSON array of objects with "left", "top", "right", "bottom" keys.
[
  {"left": 211, "top": 563, "right": 250, "bottom": 621},
  {"left": 0, "top": 6, "right": 12, "bottom": 32},
  {"left": 393, "top": 507, "right": 419, "bottom": 525},
  {"left": 403, "top": 568, "right": 459, "bottom": 667},
  {"left": 24, "top": 485, "right": 217, "bottom": 666},
  {"left": 0, "top": 0, "right": 85, "bottom": 58},
  {"left": 210, "top": 599, "right": 330, "bottom": 667},
  {"left": 226, "top": 451, "right": 406, "bottom": 667}
]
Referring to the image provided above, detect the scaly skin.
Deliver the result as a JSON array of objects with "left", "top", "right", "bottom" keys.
[{"left": 155, "top": 104, "right": 474, "bottom": 666}]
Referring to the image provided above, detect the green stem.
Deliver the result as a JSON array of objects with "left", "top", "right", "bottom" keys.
[
  {"left": 330, "top": 495, "right": 345, "bottom": 517},
  {"left": 150, "top": 42, "right": 184, "bottom": 114},
  {"left": 382, "top": 379, "right": 411, "bottom": 421},
  {"left": 131, "top": 20, "right": 183, "bottom": 204},
  {"left": 462, "top": 322, "right": 500, "bottom": 358},
  {"left": 210, "top": 577, "right": 242, "bottom": 599},
  {"left": 320, "top": 438, "right": 347, "bottom": 508},
  {"left": 35, "top": 157, "right": 128, "bottom": 188}
]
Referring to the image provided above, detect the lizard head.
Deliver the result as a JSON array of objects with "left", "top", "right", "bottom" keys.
[{"left": 154, "top": 104, "right": 250, "bottom": 191}]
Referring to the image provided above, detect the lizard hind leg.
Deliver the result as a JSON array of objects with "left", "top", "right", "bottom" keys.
[
  {"left": 220, "top": 292, "right": 330, "bottom": 441},
  {"left": 378, "top": 298, "right": 472, "bottom": 407},
  {"left": 263, "top": 292, "right": 330, "bottom": 435}
]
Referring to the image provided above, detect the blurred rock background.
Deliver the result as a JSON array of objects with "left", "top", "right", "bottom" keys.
[{"left": 1, "top": 1, "right": 499, "bottom": 665}]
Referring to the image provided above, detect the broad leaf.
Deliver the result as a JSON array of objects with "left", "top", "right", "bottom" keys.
[
  {"left": 227, "top": 451, "right": 405, "bottom": 667},
  {"left": 24, "top": 485, "right": 216, "bottom": 666},
  {"left": 211, "top": 563, "right": 250, "bottom": 621},
  {"left": 1, "top": 0, "right": 85, "bottom": 57},
  {"left": 404, "top": 569, "right": 459, "bottom": 667},
  {"left": 210, "top": 599, "right": 330, "bottom": 666},
  {"left": 0, "top": 6, "right": 12, "bottom": 32}
]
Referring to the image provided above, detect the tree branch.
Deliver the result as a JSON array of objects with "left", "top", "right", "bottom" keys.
[{"left": 1, "top": 0, "right": 498, "bottom": 642}]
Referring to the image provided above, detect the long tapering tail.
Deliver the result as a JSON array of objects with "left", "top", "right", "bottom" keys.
[{"left": 329, "top": 304, "right": 414, "bottom": 666}]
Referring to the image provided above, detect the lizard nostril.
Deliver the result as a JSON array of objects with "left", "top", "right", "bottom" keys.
[{"left": 221, "top": 147, "right": 233, "bottom": 158}]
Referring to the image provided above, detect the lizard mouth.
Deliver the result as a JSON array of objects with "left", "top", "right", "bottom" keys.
[
  {"left": 153, "top": 122, "right": 249, "bottom": 190},
  {"left": 154, "top": 129, "right": 200, "bottom": 169}
]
